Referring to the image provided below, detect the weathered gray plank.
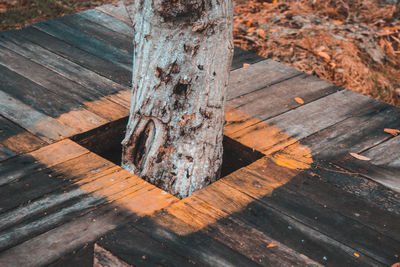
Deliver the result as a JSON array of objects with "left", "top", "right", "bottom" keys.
[
  {"left": 0, "top": 45, "right": 128, "bottom": 122},
  {"left": 229, "top": 90, "right": 382, "bottom": 155},
  {"left": 0, "top": 185, "right": 176, "bottom": 266},
  {"left": 0, "top": 155, "right": 117, "bottom": 220},
  {"left": 265, "top": 90, "right": 380, "bottom": 140},
  {"left": 0, "top": 115, "right": 45, "bottom": 161},
  {"left": 180, "top": 195, "right": 321, "bottom": 267},
  {"left": 94, "top": 244, "right": 131, "bottom": 267},
  {"left": 96, "top": 1, "right": 132, "bottom": 24},
  {"left": 96, "top": 226, "right": 196, "bottom": 267},
  {"left": 78, "top": 9, "right": 133, "bottom": 37},
  {"left": 0, "top": 63, "right": 108, "bottom": 134},
  {"left": 296, "top": 104, "right": 397, "bottom": 159},
  {"left": 0, "top": 140, "right": 88, "bottom": 188},
  {"left": 228, "top": 73, "right": 341, "bottom": 121},
  {"left": 0, "top": 172, "right": 143, "bottom": 252},
  {"left": 0, "top": 207, "right": 124, "bottom": 266},
  {"left": 200, "top": 177, "right": 383, "bottom": 266},
  {"left": 0, "top": 90, "right": 76, "bottom": 142},
  {"left": 279, "top": 101, "right": 400, "bottom": 193},
  {"left": 230, "top": 46, "right": 265, "bottom": 70},
  {"left": 0, "top": 31, "right": 128, "bottom": 95},
  {"left": 336, "top": 135, "right": 400, "bottom": 193},
  {"left": 16, "top": 26, "right": 131, "bottom": 87},
  {"left": 33, "top": 20, "right": 132, "bottom": 69},
  {"left": 58, "top": 14, "right": 132, "bottom": 54},
  {"left": 227, "top": 59, "right": 302, "bottom": 100},
  {"left": 234, "top": 171, "right": 400, "bottom": 265},
  {"left": 134, "top": 214, "right": 261, "bottom": 267}
]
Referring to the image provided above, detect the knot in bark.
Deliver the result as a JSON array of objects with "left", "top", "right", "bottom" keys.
[{"left": 154, "top": 0, "right": 211, "bottom": 24}]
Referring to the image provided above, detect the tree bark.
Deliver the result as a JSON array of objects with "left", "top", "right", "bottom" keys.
[{"left": 121, "top": 0, "right": 234, "bottom": 198}]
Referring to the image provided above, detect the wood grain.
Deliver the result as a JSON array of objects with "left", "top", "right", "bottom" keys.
[
  {"left": 0, "top": 115, "right": 45, "bottom": 161},
  {"left": 227, "top": 59, "right": 302, "bottom": 100},
  {"left": 58, "top": 14, "right": 133, "bottom": 54},
  {"left": 17, "top": 26, "right": 131, "bottom": 86},
  {"left": 33, "top": 20, "right": 132, "bottom": 69},
  {"left": 96, "top": 1, "right": 133, "bottom": 24}
]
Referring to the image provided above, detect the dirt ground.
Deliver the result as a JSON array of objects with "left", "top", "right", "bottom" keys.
[
  {"left": 234, "top": 0, "right": 400, "bottom": 106},
  {"left": 1, "top": 0, "right": 399, "bottom": 106}
]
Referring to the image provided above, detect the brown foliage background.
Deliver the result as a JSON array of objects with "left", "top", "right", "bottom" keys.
[{"left": 234, "top": 0, "right": 400, "bottom": 106}]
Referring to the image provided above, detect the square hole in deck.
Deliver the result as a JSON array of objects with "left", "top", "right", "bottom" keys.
[{"left": 72, "top": 117, "right": 263, "bottom": 182}]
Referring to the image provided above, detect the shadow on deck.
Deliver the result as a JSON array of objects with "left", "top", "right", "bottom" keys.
[{"left": 0, "top": 2, "right": 399, "bottom": 266}]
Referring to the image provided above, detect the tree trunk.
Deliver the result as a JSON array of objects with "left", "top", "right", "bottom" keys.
[{"left": 121, "top": 0, "right": 234, "bottom": 198}]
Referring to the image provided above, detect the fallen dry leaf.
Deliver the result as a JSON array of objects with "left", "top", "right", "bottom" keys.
[
  {"left": 257, "top": 28, "right": 266, "bottom": 39},
  {"left": 349, "top": 152, "right": 371, "bottom": 161},
  {"left": 316, "top": 51, "right": 331, "bottom": 62},
  {"left": 243, "top": 63, "right": 250, "bottom": 68},
  {"left": 267, "top": 243, "right": 277, "bottom": 248},
  {"left": 294, "top": 97, "right": 304, "bottom": 104},
  {"left": 384, "top": 128, "right": 400, "bottom": 136},
  {"left": 246, "top": 19, "right": 253, "bottom": 27}
]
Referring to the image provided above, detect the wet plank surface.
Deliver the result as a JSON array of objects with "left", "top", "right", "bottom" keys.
[{"left": 0, "top": 3, "right": 399, "bottom": 266}]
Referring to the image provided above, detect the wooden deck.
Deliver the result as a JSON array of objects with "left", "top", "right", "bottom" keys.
[{"left": 0, "top": 2, "right": 399, "bottom": 266}]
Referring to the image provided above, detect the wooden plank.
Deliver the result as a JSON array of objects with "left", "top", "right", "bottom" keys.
[
  {"left": 228, "top": 73, "right": 341, "bottom": 121},
  {"left": 58, "top": 14, "right": 133, "bottom": 54},
  {"left": 0, "top": 206, "right": 124, "bottom": 266},
  {"left": 0, "top": 115, "right": 46, "bottom": 160},
  {"left": 0, "top": 45, "right": 128, "bottom": 123},
  {"left": 0, "top": 139, "right": 88, "bottom": 187},
  {"left": 217, "top": 159, "right": 400, "bottom": 265},
  {"left": 264, "top": 90, "right": 381, "bottom": 142},
  {"left": 0, "top": 31, "right": 128, "bottom": 95},
  {"left": 277, "top": 102, "right": 400, "bottom": 193},
  {"left": 0, "top": 171, "right": 145, "bottom": 252},
  {"left": 242, "top": 158, "right": 400, "bottom": 240},
  {"left": 134, "top": 211, "right": 261, "bottom": 267},
  {"left": 96, "top": 1, "right": 132, "bottom": 24},
  {"left": 228, "top": 90, "right": 382, "bottom": 155},
  {"left": 0, "top": 64, "right": 107, "bottom": 133},
  {"left": 335, "top": 136, "right": 400, "bottom": 193},
  {"left": 196, "top": 212, "right": 321, "bottom": 266},
  {"left": 33, "top": 20, "right": 132, "bottom": 69},
  {"left": 231, "top": 46, "right": 265, "bottom": 70},
  {"left": 96, "top": 226, "right": 195, "bottom": 266},
  {"left": 227, "top": 59, "right": 302, "bottom": 100},
  {"left": 78, "top": 9, "right": 133, "bottom": 37},
  {"left": 0, "top": 90, "right": 77, "bottom": 142},
  {"left": 94, "top": 244, "right": 130, "bottom": 267},
  {"left": 48, "top": 243, "right": 94, "bottom": 267},
  {"left": 0, "top": 167, "right": 123, "bottom": 231},
  {"left": 0, "top": 184, "right": 176, "bottom": 266},
  {"left": 194, "top": 175, "right": 383, "bottom": 266},
  {"left": 247, "top": 178, "right": 398, "bottom": 264},
  {"left": 294, "top": 104, "right": 397, "bottom": 159},
  {"left": 165, "top": 192, "right": 321, "bottom": 266},
  {"left": 0, "top": 144, "right": 16, "bottom": 162},
  {"left": 16, "top": 27, "right": 131, "bottom": 86},
  {"left": 310, "top": 159, "right": 400, "bottom": 213},
  {"left": 0, "top": 64, "right": 74, "bottom": 117},
  {"left": 0, "top": 154, "right": 117, "bottom": 218}
]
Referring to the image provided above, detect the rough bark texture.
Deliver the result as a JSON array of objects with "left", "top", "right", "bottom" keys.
[{"left": 121, "top": 0, "right": 234, "bottom": 198}]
